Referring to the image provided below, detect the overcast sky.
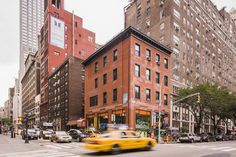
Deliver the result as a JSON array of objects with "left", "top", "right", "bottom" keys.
[{"left": 0, "top": 0, "right": 235, "bottom": 107}]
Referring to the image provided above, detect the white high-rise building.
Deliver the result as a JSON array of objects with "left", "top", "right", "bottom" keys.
[{"left": 19, "top": 0, "right": 44, "bottom": 78}]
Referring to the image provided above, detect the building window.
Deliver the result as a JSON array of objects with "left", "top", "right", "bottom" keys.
[
  {"left": 113, "top": 88, "right": 117, "bottom": 102},
  {"left": 156, "top": 91, "right": 160, "bottom": 104},
  {"left": 146, "top": 88, "right": 151, "bottom": 102},
  {"left": 113, "top": 49, "right": 118, "bottom": 61},
  {"left": 164, "top": 94, "right": 168, "bottom": 105},
  {"left": 160, "top": 22, "right": 165, "bottom": 31},
  {"left": 174, "top": 9, "right": 180, "bottom": 19},
  {"left": 90, "top": 96, "right": 98, "bottom": 107},
  {"left": 94, "top": 62, "right": 98, "bottom": 73},
  {"left": 156, "top": 72, "right": 160, "bottom": 84},
  {"left": 113, "top": 68, "right": 118, "bottom": 81},
  {"left": 95, "top": 78, "right": 98, "bottom": 88},
  {"left": 135, "top": 64, "right": 140, "bottom": 77},
  {"left": 173, "top": 35, "right": 179, "bottom": 46},
  {"left": 164, "top": 58, "right": 168, "bottom": 69},
  {"left": 103, "top": 56, "right": 107, "bottom": 67},
  {"left": 155, "top": 54, "right": 160, "bottom": 65},
  {"left": 75, "top": 40, "right": 78, "bottom": 45},
  {"left": 135, "top": 85, "right": 140, "bottom": 99},
  {"left": 75, "top": 21, "right": 78, "bottom": 27},
  {"left": 146, "top": 49, "right": 151, "bottom": 61},
  {"left": 164, "top": 76, "right": 168, "bottom": 86},
  {"left": 146, "top": 68, "right": 151, "bottom": 81},
  {"left": 103, "top": 92, "right": 107, "bottom": 105},
  {"left": 54, "top": 51, "right": 60, "bottom": 56},
  {"left": 103, "top": 74, "right": 107, "bottom": 85},
  {"left": 135, "top": 43, "right": 140, "bottom": 56}
]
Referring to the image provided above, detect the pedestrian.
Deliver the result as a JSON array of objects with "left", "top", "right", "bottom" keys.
[{"left": 164, "top": 132, "right": 168, "bottom": 144}]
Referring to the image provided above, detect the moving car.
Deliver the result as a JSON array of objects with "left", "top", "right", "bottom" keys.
[
  {"left": 179, "top": 133, "right": 201, "bottom": 143},
  {"left": 39, "top": 130, "right": 53, "bottom": 140},
  {"left": 200, "top": 133, "right": 216, "bottom": 142},
  {"left": 84, "top": 130, "right": 157, "bottom": 155},
  {"left": 50, "top": 131, "right": 72, "bottom": 143},
  {"left": 22, "top": 129, "right": 39, "bottom": 140},
  {"left": 84, "top": 130, "right": 101, "bottom": 138},
  {"left": 68, "top": 129, "right": 86, "bottom": 142}
]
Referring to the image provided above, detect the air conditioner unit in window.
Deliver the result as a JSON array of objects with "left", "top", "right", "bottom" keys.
[
  {"left": 147, "top": 57, "right": 151, "bottom": 61},
  {"left": 156, "top": 61, "right": 160, "bottom": 66}
]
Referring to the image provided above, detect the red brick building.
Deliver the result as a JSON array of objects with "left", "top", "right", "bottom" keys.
[
  {"left": 40, "top": 0, "right": 95, "bottom": 124},
  {"left": 83, "top": 27, "right": 172, "bottom": 131}
]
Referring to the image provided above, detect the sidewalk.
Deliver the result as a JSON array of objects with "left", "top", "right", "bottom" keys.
[{"left": 0, "top": 134, "right": 41, "bottom": 154}]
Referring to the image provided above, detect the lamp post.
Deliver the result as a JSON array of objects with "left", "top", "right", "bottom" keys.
[{"left": 24, "top": 112, "right": 29, "bottom": 144}]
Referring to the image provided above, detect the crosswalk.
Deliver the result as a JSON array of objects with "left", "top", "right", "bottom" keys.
[
  {"left": 43, "top": 142, "right": 85, "bottom": 150},
  {"left": 175, "top": 144, "right": 236, "bottom": 152},
  {"left": 0, "top": 150, "right": 81, "bottom": 157}
]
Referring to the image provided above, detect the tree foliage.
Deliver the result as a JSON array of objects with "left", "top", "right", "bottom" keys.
[{"left": 178, "top": 83, "right": 236, "bottom": 134}]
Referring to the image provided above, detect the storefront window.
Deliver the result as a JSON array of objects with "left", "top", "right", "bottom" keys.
[
  {"left": 135, "top": 110, "right": 151, "bottom": 130},
  {"left": 98, "top": 112, "right": 108, "bottom": 130},
  {"left": 87, "top": 114, "right": 95, "bottom": 129},
  {"left": 111, "top": 109, "right": 126, "bottom": 124}
]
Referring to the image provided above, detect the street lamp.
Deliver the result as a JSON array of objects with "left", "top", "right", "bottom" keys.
[{"left": 24, "top": 112, "right": 29, "bottom": 144}]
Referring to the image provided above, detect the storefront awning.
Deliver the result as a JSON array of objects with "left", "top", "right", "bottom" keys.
[{"left": 77, "top": 119, "right": 86, "bottom": 127}]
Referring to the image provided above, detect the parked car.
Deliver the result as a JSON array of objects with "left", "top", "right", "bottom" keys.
[
  {"left": 200, "top": 133, "right": 216, "bottom": 142},
  {"left": 39, "top": 130, "right": 53, "bottom": 139},
  {"left": 50, "top": 131, "right": 72, "bottom": 143},
  {"left": 226, "top": 134, "right": 235, "bottom": 140},
  {"left": 215, "top": 134, "right": 229, "bottom": 141},
  {"left": 84, "top": 130, "right": 157, "bottom": 155},
  {"left": 22, "top": 129, "right": 39, "bottom": 140},
  {"left": 179, "top": 133, "right": 201, "bottom": 143},
  {"left": 68, "top": 129, "right": 86, "bottom": 142}
]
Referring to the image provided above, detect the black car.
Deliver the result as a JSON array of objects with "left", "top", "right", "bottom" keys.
[
  {"left": 22, "top": 129, "right": 39, "bottom": 140},
  {"left": 200, "top": 133, "right": 216, "bottom": 142},
  {"left": 215, "top": 134, "right": 229, "bottom": 141},
  {"left": 68, "top": 129, "right": 86, "bottom": 142}
]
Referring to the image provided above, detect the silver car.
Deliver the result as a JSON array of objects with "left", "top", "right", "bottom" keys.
[{"left": 50, "top": 131, "right": 72, "bottom": 143}]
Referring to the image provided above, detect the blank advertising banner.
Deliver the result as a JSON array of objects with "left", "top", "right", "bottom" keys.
[{"left": 50, "top": 16, "right": 65, "bottom": 49}]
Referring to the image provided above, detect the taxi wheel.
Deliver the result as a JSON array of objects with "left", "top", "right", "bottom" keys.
[
  {"left": 111, "top": 144, "right": 120, "bottom": 155},
  {"left": 145, "top": 142, "right": 152, "bottom": 151}
]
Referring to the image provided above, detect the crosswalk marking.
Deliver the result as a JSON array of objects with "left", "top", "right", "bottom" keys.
[
  {"left": 44, "top": 143, "right": 84, "bottom": 150},
  {"left": 0, "top": 150, "right": 81, "bottom": 157},
  {"left": 211, "top": 146, "right": 231, "bottom": 150},
  {"left": 222, "top": 148, "right": 236, "bottom": 152}
]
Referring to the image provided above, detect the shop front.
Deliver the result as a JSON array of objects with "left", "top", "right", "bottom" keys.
[
  {"left": 86, "top": 114, "right": 97, "bottom": 129},
  {"left": 98, "top": 112, "right": 108, "bottom": 130},
  {"left": 135, "top": 109, "right": 151, "bottom": 132},
  {"left": 111, "top": 109, "right": 126, "bottom": 124}
]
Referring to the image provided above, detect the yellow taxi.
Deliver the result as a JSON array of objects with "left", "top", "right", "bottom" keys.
[
  {"left": 84, "top": 130, "right": 101, "bottom": 138},
  {"left": 84, "top": 130, "right": 157, "bottom": 155}
]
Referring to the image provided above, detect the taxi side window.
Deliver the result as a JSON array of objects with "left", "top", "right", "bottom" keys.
[{"left": 120, "top": 132, "right": 128, "bottom": 138}]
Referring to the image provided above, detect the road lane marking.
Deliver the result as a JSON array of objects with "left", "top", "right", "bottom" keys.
[
  {"left": 211, "top": 147, "right": 231, "bottom": 150},
  {"left": 222, "top": 148, "right": 236, "bottom": 152}
]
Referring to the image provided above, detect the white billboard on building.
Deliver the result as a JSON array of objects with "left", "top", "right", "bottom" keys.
[{"left": 50, "top": 16, "right": 65, "bottom": 49}]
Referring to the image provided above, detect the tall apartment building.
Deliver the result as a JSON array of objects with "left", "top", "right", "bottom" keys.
[
  {"left": 230, "top": 8, "right": 236, "bottom": 24},
  {"left": 125, "top": 0, "right": 236, "bottom": 133},
  {"left": 40, "top": 0, "right": 96, "bottom": 124},
  {"left": 19, "top": 0, "right": 44, "bottom": 78},
  {"left": 83, "top": 27, "right": 172, "bottom": 131},
  {"left": 48, "top": 57, "right": 84, "bottom": 131},
  {"left": 21, "top": 52, "right": 41, "bottom": 128}
]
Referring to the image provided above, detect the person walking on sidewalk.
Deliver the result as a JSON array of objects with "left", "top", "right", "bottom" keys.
[{"left": 164, "top": 132, "right": 168, "bottom": 144}]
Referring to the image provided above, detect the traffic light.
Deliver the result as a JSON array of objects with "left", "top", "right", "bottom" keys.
[{"left": 197, "top": 95, "right": 200, "bottom": 103}]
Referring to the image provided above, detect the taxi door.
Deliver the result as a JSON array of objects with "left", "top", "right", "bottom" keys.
[{"left": 126, "top": 132, "right": 143, "bottom": 149}]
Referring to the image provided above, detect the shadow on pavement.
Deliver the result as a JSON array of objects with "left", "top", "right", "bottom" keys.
[{"left": 83, "top": 149, "right": 156, "bottom": 156}]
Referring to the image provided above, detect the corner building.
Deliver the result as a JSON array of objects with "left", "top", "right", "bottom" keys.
[
  {"left": 40, "top": 0, "right": 96, "bottom": 124},
  {"left": 83, "top": 27, "right": 172, "bottom": 131}
]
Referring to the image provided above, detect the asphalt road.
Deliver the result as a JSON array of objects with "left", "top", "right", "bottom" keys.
[{"left": 1, "top": 134, "right": 236, "bottom": 157}]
